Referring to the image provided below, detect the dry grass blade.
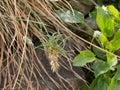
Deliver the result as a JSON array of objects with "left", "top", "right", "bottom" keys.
[{"left": 0, "top": 0, "right": 88, "bottom": 90}]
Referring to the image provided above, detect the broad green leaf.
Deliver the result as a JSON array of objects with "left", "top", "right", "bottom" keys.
[
  {"left": 108, "top": 76, "right": 120, "bottom": 90},
  {"left": 90, "top": 75, "right": 110, "bottom": 90},
  {"left": 111, "top": 30, "right": 120, "bottom": 51},
  {"left": 107, "top": 53, "right": 117, "bottom": 70},
  {"left": 116, "top": 66, "right": 120, "bottom": 80},
  {"left": 107, "top": 5, "right": 119, "bottom": 19},
  {"left": 99, "top": 33, "right": 108, "bottom": 46},
  {"left": 56, "top": 10, "right": 84, "bottom": 23},
  {"left": 92, "top": 60, "right": 109, "bottom": 77},
  {"left": 96, "top": 32, "right": 113, "bottom": 51},
  {"left": 73, "top": 50, "right": 95, "bottom": 67},
  {"left": 92, "top": 47, "right": 106, "bottom": 60},
  {"left": 96, "top": 6, "right": 114, "bottom": 37},
  {"left": 105, "top": 42, "right": 113, "bottom": 52}
]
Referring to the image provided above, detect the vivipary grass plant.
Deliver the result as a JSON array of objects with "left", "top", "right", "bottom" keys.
[{"left": 0, "top": 0, "right": 88, "bottom": 89}]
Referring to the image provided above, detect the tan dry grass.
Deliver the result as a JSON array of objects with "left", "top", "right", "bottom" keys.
[{"left": 0, "top": 0, "right": 89, "bottom": 90}]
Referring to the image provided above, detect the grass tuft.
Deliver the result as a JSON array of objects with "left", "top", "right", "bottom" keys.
[{"left": 0, "top": 0, "right": 88, "bottom": 89}]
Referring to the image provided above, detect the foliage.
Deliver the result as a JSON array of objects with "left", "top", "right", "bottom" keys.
[
  {"left": 56, "top": 10, "right": 84, "bottom": 23},
  {"left": 73, "top": 50, "right": 95, "bottom": 67},
  {"left": 89, "top": 75, "right": 110, "bottom": 90},
  {"left": 2, "top": 0, "right": 120, "bottom": 89},
  {"left": 56, "top": 2, "right": 120, "bottom": 89},
  {"left": 64, "top": 5, "right": 120, "bottom": 90},
  {"left": 96, "top": 6, "right": 114, "bottom": 37}
]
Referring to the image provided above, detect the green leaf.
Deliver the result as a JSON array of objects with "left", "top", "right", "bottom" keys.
[
  {"left": 99, "top": 33, "right": 109, "bottom": 46},
  {"left": 56, "top": 10, "right": 84, "bottom": 23},
  {"left": 82, "top": 84, "right": 89, "bottom": 90},
  {"left": 90, "top": 75, "right": 110, "bottom": 90},
  {"left": 96, "top": 31, "right": 113, "bottom": 51},
  {"left": 108, "top": 76, "right": 120, "bottom": 90},
  {"left": 105, "top": 42, "right": 113, "bottom": 52},
  {"left": 89, "top": 11, "right": 97, "bottom": 21},
  {"left": 92, "top": 60, "right": 109, "bottom": 77},
  {"left": 96, "top": 6, "right": 114, "bottom": 37},
  {"left": 111, "top": 30, "right": 120, "bottom": 51},
  {"left": 116, "top": 66, "right": 120, "bottom": 80},
  {"left": 98, "top": 32, "right": 109, "bottom": 46},
  {"left": 92, "top": 47, "right": 106, "bottom": 60},
  {"left": 73, "top": 50, "right": 95, "bottom": 67},
  {"left": 107, "top": 5, "right": 119, "bottom": 20},
  {"left": 107, "top": 53, "right": 117, "bottom": 70}
]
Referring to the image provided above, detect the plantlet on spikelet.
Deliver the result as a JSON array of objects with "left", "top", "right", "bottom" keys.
[{"left": 42, "top": 33, "right": 67, "bottom": 72}]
